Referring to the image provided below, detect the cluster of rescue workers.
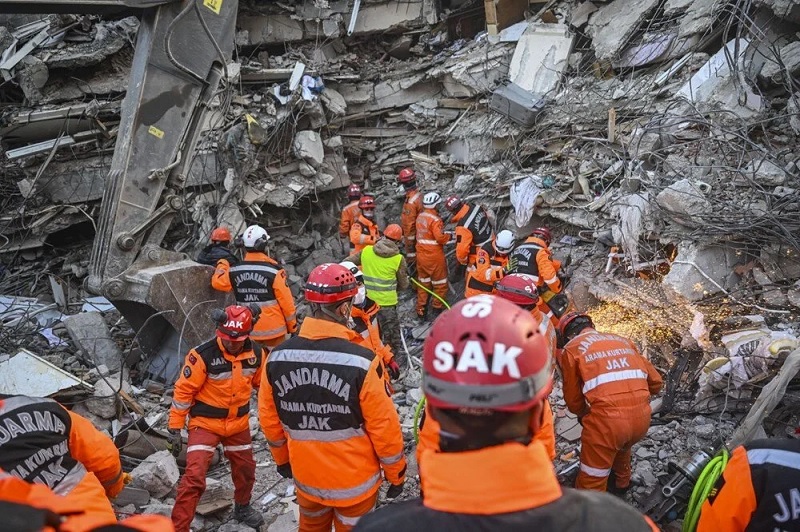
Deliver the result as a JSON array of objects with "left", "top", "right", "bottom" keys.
[{"left": 1, "top": 167, "right": 799, "bottom": 532}]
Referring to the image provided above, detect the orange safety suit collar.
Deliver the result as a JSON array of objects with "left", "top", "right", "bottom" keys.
[
  {"left": 450, "top": 204, "right": 469, "bottom": 224},
  {"left": 243, "top": 250, "right": 276, "bottom": 263},
  {"left": 421, "top": 442, "right": 562, "bottom": 515},
  {"left": 526, "top": 236, "right": 548, "bottom": 249},
  {"left": 298, "top": 315, "right": 363, "bottom": 343}
]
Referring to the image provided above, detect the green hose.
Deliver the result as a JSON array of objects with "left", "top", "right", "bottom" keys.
[
  {"left": 682, "top": 449, "right": 730, "bottom": 532},
  {"left": 412, "top": 396, "right": 427, "bottom": 443},
  {"left": 410, "top": 277, "right": 451, "bottom": 310}
]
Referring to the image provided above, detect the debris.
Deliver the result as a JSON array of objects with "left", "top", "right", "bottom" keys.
[
  {"left": 292, "top": 131, "right": 324, "bottom": 169},
  {"left": 63, "top": 311, "right": 124, "bottom": 372},
  {"left": 130, "top": 450, "right": 181, "bottom": 498},
  {"left": 86, "top": 371, "right": 132, "bottom": 419},
  {"left": 490, "top": 83, "right": 546, "bottom": 126},
  {"left": 663, "top": 242, "right": 741, "bottom": 301},
  {"left": 759, "top": 41, "right": 800, "bottom": 84},
  {"left": 508, "top": 23, "right": 572, "bottom": 96},
  {"left": 587, "top": 0, "right": 660, "bottom": 61},
  {"left": 0, "top": 349, "right": 92, "bottom": 397},
  {"left": 655, "top": 179, "right": 711, "bottom": 221}
]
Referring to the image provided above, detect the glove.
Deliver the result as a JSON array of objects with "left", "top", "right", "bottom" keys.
[
  {"left": 167, "top": 429, "right": 182, "bottom": 457},
  {"left": 277, "top": 462, "right": 293, "bottom": 479},
  {"left": 503, "top": 257, "right": 518, "bottom": 273},
  {"left": 106, "top": 471, "right": 131, "bottom": 498},
  {"left": 387, "top": 359, "right": 401, "bottom": 380},
  {"left": 386, "top": 482, "right": 404, "bottom": 499}
]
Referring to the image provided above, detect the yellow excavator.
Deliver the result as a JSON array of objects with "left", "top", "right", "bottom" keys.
[{"left": 1, "top": 0, "right": 239, "bottom": 379}]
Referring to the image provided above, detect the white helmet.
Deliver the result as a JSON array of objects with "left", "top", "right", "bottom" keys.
[
  {"left": 423, "top": 192, "right": 442, "bottom": 208},
  {"left": 241, "top": 224, "right": 269, "bottom": 250},
  {"left": 339, "top": 261, "right": 363, "bottom": 283},
  {"left": 494, "top": 230, "right": 515, "bottom": 254}
]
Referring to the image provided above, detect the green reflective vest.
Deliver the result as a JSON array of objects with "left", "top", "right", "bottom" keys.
[{"left": 361, "top": 245, "right": 402, "bottom": 306}]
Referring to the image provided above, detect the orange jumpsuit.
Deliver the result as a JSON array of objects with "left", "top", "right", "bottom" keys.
[
  {"left": 510, "top": 236, "right": 563, "bottom": 293},
  {"left": 169, "top": 339, "right": 264, "bottom": 531},
  {"left": 0, "top": 468, "right": 174, "bottom": 532},
  {"left": 258, "top": 317, "right": 406, "bottom": 531},
  {"left": 415, "top": 208, "right": 450, "bottom": 314},
  {"left": 339, "top": 200, "right": 361, "bottom": 239},
  {"left": 401, "top": 189, "right": 423, "bottom": 261},
  {"left": 451, "top": 203, "right": 493, "bottom": 267},
  {"left": 558, "top": 328, "right": 662, "bottom": 491},
  {"left": 350, "top": 215, "right": 380, "bottom": 253},
  {"left": 464, "top": 242, "right": 509, "bottom": 298},
  {"left": 697, "top": 439, "right": 800, "bottom": 532},
  {"left": 0, "top": 396, "right": 125, "bottom": 532},
  {"left": 212, "top": 251, "right": 297, "bottom": 348},
  {"left": 352, "top": 299, "right": 395, "bottom": 390}
]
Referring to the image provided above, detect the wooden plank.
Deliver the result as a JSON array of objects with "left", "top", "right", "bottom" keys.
[{"left": 484, "top": 0, "right": 498, "bottom": 35}]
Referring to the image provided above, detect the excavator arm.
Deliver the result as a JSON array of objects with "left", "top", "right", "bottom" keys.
[{"left": 1, "top": 0, "right": 239, "bottom": 373}]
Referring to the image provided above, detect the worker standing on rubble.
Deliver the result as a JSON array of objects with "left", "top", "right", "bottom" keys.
[
  {"left": 340, "top": 260, "right": 401, "bottom": 383},
  {"left": 509, "top": 226, "right": 564, "bottom": 323},
  {"left": 356, "top": 296, "right": 657, "bottom": 532},
  {"left": 0, "top": 468, "right": 174, "bottom": 531},
  {"left": 350, "top": 195, "right": 381, "bottom": 253},
  {"left": 339, "top": 184, "right": 363, "bottom": 253},
  {"left": 346, "top": 224, "right": 409, "bottom": 373},
  {"left": 464, "top": 229, "right": 516, "bottom": 297},
  {"left": 415, "top": 192, "right": 451, "bottom": 319},
  {"left": 0, "top": 394, "right": 129, "bottom": 531},
  {"left": 169, "top": 304, "right": 265, "bottom": 531},
  {"left": 695, "top": 438, "right": 800, "bottom": 531},
  {"left": 398, "top": 168, "right": 423, "bottom": 268},
  {"left": 196, "top": 226, "right": 238, "bottom": 266},
  {"left": 258, "top": 263, "right": 406, "bottom": 531},
  {"left": 212, "top": 224, "right": 297, "bottom": 349},
  {"left": 444, "top": 195, "right": 494, "bottom": 274},
  {"left": 557, "top": 312, "right": 663, "bottom": 494}
]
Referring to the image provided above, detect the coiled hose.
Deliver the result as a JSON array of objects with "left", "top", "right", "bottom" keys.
[{"left": 682, "top": 449, "right": 730, "bottom": 532}]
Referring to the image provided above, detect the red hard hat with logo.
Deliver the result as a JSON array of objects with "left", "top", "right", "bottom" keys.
[
  {"left": 557, "top": 311, "right": 593, "bottom": 339},
  {"left": 495, "top": 273, "right": 540, "bottom": 306},
  {"left": 398, "top": 168, "right": 416, "bottom": 184},
  {"left": 384, "top": 224, "right": 403, "bottom": 241},
  {"left": 347, "top": 183, "right": 362, "bottom": 199},
  {"left": 423, "top": 295, "right": 552, "bottom": 412},
  {"left": 210, "top": 227, "right": 232, "bottom": 243},
  {"left": 531, "top": 227, "right": 553, "bottom": 245},
  {"left": 358, "top": 195, "right": 376, "bottom": 210},
  {"left": 305, "top": 263, "right": 359, "bottom": 304},
  {"left": 212, "top": 305, "right": 255, "bottom": 341},
  {"left": 444, "top": 195, "right": 463, "bottom": 213}
]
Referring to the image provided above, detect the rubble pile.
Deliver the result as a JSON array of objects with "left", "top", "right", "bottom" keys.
[{"left": 2, "top": 0, "right": 800, "bottom": 528}]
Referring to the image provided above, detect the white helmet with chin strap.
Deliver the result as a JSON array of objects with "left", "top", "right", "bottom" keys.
[
  {"left": 241, "top": 225, "right": 269, "bottom": 251},
  {"left": 423, "top": 192, "right": 442, "bottom": 208},
  {"left": 494, "top": 230, "right": 515, "bottom": 254}
]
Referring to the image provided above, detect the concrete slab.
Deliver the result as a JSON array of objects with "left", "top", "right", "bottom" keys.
[
  {"left": 63, "top": 311, "right": 123, "bottom": 372},
  {"left": 508, "top": 23, "right": 572, "bottom": 95}
]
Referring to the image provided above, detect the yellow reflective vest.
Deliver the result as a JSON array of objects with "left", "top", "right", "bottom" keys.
[{"left": 361, "top": 246, "right": 402, "bottom": 306}]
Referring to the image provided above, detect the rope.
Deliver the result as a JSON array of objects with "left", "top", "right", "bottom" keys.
[{"left": 682, "top": 449, "right": 730, "bottom": 532}]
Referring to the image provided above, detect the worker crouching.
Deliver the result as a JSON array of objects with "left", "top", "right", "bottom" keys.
[
  {"left": 557, "top": 312, "right": 663, "bottom": 493},
  {"left": 169, "top": 305, "right": 265, "bottom": 531},
  {"left": 259, "top": 263, "right": 406, "bottom": 531}
]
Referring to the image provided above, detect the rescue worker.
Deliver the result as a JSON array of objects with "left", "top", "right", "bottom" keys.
[
  {"left": 212, "top": 224, "right": 297, "bottom": 349},
  {"left": 697, "top": 438, "right": 800, "bottom": 532},
  {"left": 349, "top": 195, "right": 381, "bottom": 253},
  {"left": 339, "top": 184, "right": 363, "bottom": 252},
  {"left": 169, "top": 305, "right": 265, "bottom": 531},
  {"left": 0, "top": 394, "right": 129, "bottom": 531},
  {"left": 346, "top": 224, "right": 409, "bottom": 371},
  {"left": 0, "top": 468, "right": 174, "bottom": 531},
  {"left": 444, "top": 196, "right": 494, "bottom": 272},
  {"left": 355, "top": 296, "right": 657, "bottom": 532},
  {"left": 196, "top": 226, "right": 238, "bottom": 266},
  {"left": 464, "top": 229, "right": 515, "bottom": 298},
  {"left": 258, "top": 263, "right": 406, "bottom": 531},
  {"left": 509, "top": 226, "right": 564, "bottom": 324},
  {"left": 398, "top": 168, "right": 422, "bottom": 267},
  {"left": 415, "top": 192, "right": 451, "bottom": 319},
  {"left": 557, "top": 312, "right": 663, "bottom": 493},
  {"left": 340, "top": 260, "right": 401, "bottom": 382},
  {"left": 495, "top": 273, "right": 557, "bottom": 353}
]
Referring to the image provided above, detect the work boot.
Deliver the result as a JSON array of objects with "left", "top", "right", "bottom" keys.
[
  {"left": 430, "top": 307, "right": 445, "bottom": 319},
  {"left": 416, "top": 308, "right": 427, "bottom": 320},
  {"left": 233, "top": 503, "right": 265, "bottom": 529}
]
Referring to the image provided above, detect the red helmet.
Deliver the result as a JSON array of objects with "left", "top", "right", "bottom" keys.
[
  {"left": 531, "top": 227, "right": 552, "bottom": 245},
  {"left": 495, "top": 274, "right": 540, "bottom": 306},
  {"left": 558, "top": 311, "right": 593, "bottom": 339},
  {"left": 358, "top": 195, "right": 376, "bottom": 210},
  {"left": 384, "top": 224, "right": 403, "bottom": 241},
  {"left": 398, "top": 168, "right": 416, "bottom": 184},
  {"left": 347, "top": 183, "right": 362, "bottom": 199},
  {"left": 305, "top": 263, "right": 359, "bottom": 304},
  {"left": 212, "top": 305, "right": 255, "bottom": 341},
  {"left": 423, "top": 295, "right": 552, "bottom": 412},
  {"left": 444, "top": 195, "right": 463, "bottom": 213},
  {"left": 210, "top": 226, "right": 232, "bottom": 243}
]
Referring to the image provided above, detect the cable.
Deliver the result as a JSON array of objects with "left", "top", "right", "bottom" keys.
[
  {"left": 410, "top": 277, "right": 451, "bottom": 310},
  {"left": 682, "top": 449, "right": 730, "bottom": 532},
  {"left": 413, "top": 396, "right": 426, "bottom": 444}
]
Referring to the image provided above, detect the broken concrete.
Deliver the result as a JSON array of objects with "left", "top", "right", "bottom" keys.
[
  {"left": 508, "top": 23, "right": 572, "bottom": 96},
  {"left": 292, "top": 131, "right": 324, "bottom": 169},
  {"left": 656, "top": 179, "right": 711, "bottom": 221},
  {"left": 130, "top": 450, "right": 180, "bottom": 499},
  {"left": 587, "top": 0, "right": 660, "bottom": 60},
  {"left": 663, "top": 241, "right": 742, "bottom": 301},
  {"left": 760, "top": 41, "right": 800, "bottom": 84},
  {"left": 86, "top": 371, "right": 132, "bottom": 419},
  {"left": 63, "top": 311, "right": 123, "bottom": 372}
]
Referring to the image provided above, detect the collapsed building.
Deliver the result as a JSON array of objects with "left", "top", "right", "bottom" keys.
[{"left": 1, "top": 0, "right": 799, "bottom": 528}]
